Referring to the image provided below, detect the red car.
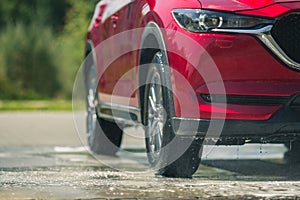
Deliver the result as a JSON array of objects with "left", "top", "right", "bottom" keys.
[{"left": 84, "top": 0, "right": 300, "bottom": 177}]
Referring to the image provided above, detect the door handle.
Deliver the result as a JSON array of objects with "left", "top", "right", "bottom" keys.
[
  {"left": 111, "top": 15, "right": 119, "bottom": 28},
  {"left": 94, "top": 16, "right": 102, "bottom": 27},
  {"left": 96, "top": 16, "right": 102, "bottom": 22}
]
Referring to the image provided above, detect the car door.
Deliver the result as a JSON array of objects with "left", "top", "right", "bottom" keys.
[
  {"left": 98, "top": 0, "right": 138, "bottom": 106},
  {"left": 88, "top": 0, "right": 114, "bottom": 96},
  {"left": 108, "top": 0, "right": 137, "bottom": 98}
]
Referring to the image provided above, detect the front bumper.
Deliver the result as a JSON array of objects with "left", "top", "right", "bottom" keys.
[
  {"left": 168, "top": 7, "right": 300, "bottom": 121},
  {"left": 173, "top": 105, "right": 300, "bottom": 143}
]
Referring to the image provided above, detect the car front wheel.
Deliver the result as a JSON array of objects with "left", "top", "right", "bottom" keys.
[{"left": 144, "top": 52, "right": 202, "bottom": 178}]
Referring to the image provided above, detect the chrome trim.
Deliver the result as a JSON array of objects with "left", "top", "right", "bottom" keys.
[
  {"left": 212, "top": 25, "right": 300, "bottom": 70},
  {"left": 97, "top": 102, "right": 141, "bottom": 125},
  {"left": 257, "top": 30, "right": 300, "bottom": 70},
  {"left": 212, "top": 25, "right": 273, "bottom": 35}
]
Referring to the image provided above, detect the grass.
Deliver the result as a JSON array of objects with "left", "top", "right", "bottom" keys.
[{"left": 0, "top": 100, "right": 72, "bottom": 111}]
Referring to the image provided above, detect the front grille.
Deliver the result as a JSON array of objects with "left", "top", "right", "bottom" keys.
[{"left": 271, "top": 13, "right": 300, "bottom": 63}]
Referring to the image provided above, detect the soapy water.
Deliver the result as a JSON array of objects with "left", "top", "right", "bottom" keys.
[{"left": 0, "top": 145, "right": 299, "bottom": 199}]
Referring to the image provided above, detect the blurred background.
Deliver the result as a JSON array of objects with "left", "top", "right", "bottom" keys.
[{"left": 0, "top": 0, "right": 98, "bottom": 109}]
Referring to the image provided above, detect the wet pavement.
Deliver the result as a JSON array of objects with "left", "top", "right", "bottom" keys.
[
  {"left": 0, "top": 145, "right": 300, "bottom": 199},
  {"left": 0, "top": 112, "right": 300, "bottom": 199}
]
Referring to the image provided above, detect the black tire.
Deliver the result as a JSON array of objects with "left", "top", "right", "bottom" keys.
[
  {"left": 84, "top": 51, "right": 123, "bottom": 156},
  {"left": 144, "top": 52, "right": 202, "bottom": 178},
  {"left": 284, "top": 140, "right": 300, "bottom": 165},
  {"left": 88, "top": 118, "right": 123, "bottom": 156}
]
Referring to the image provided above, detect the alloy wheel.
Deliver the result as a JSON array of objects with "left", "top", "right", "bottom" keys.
[
  {"left": 86, "top": 63, "right": 97, "bottom": 137},
  {"left": 146, "top": 70, "right": 166, "bottom": 164}
]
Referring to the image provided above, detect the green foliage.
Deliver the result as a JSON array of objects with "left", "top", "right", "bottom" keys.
[
  {"left": 0, "top": 23, "right": 61, "bottom": 99},
  {"left": 0, "top": 100, "right": 72, "bottom": 111},
  {"left": 0, "top": 0, "right": 70, "bottom": 32},
  {"left": 56, "top": 0, "right": 99, "bottom": 98},
  {"left": 0, "top": 0, "right": 99, "bottom": 100}
]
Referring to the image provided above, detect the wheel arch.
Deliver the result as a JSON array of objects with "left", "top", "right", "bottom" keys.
[
  {"left": 138, "top": 22, "right": 174, "bottom": 125},
  {"left": 85, "top": 40, "right": 95, "bottom": 56},
  {"left": 84, "top": 40, "right": 96, "bottom": 73},
  {"left": 83, "top": 40, "right": 98, "bottom": 103}
]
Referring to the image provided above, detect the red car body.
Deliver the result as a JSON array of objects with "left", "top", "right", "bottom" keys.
[{"left": 85, "top": 0, "right": 300, "bottom": 177}]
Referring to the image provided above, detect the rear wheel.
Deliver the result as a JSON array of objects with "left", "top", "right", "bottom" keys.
[
  {"left": 84, "top": 52, "right": 123, "bottom": 156},
  {"left": 144, "top": 52, "right": 202, "bottom": 178},
  {"left": 88, "top": 118, "right": 123, "bottom": 156}
]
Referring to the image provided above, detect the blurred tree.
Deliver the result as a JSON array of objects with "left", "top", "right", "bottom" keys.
[
  {"left": 0, "top": 0, "right": 99, "bottom": 99},
  {"left": 56, "top": 0, "right": 99, "bottom": 97},
  {"left": 0, "top": 23, "right": 61, "bottom": 99},
  {"left": 0, "top": 0, "right": 70, "bottom": 32}
]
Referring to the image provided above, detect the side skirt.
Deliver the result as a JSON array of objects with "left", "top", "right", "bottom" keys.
[{"left": 96, "top": 101, "right": 141, "bottom": 126}]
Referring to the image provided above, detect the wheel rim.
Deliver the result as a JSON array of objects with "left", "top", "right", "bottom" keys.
[
  {"left": 147, "top": 70, "right": 165, "bottom": 162},
  {"left": 86, "top": 63, "right": 97, "bottom": 137}
]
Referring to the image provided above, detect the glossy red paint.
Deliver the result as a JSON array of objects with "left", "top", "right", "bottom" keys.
[
  {"left": 237, "top": 2, "right": 300, "bottom": 17},
  {"left": 87, "top": 0, "right": 300, "bottom": 121},
  {"left": 165, "top": 24, "right": 300, "bottom": 119},
  {"left": 200, "top": 0, "right": 299, "bottom": 12}
]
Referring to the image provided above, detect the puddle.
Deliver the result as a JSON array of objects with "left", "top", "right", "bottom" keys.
[{"left": 0, "top": 146, "right": 299, "bottom": 199}]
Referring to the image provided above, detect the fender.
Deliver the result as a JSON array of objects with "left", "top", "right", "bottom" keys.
[
  {"left": 138, "top": 22, "right": 175, "bottom": 125},
  {"left": 146, "top": 0, "right": 156, "bottom": 10}
]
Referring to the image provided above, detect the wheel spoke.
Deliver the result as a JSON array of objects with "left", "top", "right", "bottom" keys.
[
  {"left": 155, "top": 124, "right": 162, "bottom": 151},
  {"left": 148, "top": 112, "right": 154, "bottom": 120},
  {"left": 150, "top": 120, "right": 159, "bottom": 139},
  {"left": 150, "top": 86, "right": 157, "bottom": 104},
  {"left": 148, "top": 95, "right": 157, "bottom": 112},
  {"left": 145, "top": 68, "right": 166, "bottom": 162},
  {"left": 86, "top": 63, "right": 98, "bottom": 136},
  {"left": 87, "top": 89, "right": 95, "bottom": 108}
]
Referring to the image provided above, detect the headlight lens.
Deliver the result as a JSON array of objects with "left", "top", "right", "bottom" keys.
[{"left": 172, "top": 9, "right": 275, "bottom": 32}]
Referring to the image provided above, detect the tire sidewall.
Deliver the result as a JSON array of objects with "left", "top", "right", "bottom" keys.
[{"left": 144, "top": 52, "right": 176, "bottom": 169}]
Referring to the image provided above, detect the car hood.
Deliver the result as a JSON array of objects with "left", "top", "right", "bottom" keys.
[{"left": 199, "top": 0, "right": 298, "bottom": 11}]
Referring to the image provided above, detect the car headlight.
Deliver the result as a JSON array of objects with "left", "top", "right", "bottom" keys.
[{"left": 172, "top": 9, "right": 275, "bottom": 32}]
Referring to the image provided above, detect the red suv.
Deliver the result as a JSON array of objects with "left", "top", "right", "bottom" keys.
[{"left": 84, "top": 0, "right": 300, "bottom": 177}]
